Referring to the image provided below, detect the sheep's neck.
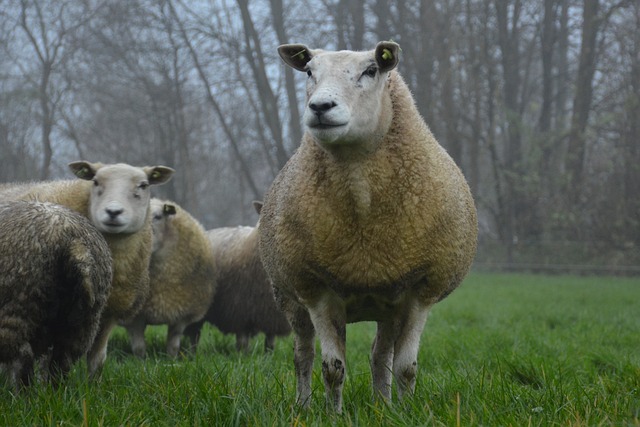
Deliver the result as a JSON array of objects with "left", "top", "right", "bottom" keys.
[{"left": 344, "top": 163, "right": 371, "bottom": 218}]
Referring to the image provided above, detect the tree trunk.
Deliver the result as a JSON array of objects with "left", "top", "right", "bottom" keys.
[
  {"left": 269, "top": 0, "right": 302, "bottom": 154},
  {"left": 623, "top": 3, "right": 640, "bottom": 244},
  {"left": 168, "top": 0, "right": 261, "bottom": 200},
  {"left": 538, "top": 0, "right": 556, "bottom": 135},
  {"left": 237, "top": 0, "right": 289, "bottom": 169},
  {"left": 436, "top": 4, "right": 462, "bottom": 166},
  {"left": 38, "top": 61, "right": 54, "bottom": 180},
  {"left": 565, "top": 0, "right": 599, "bottom": 194},
  {"left": 495, "top": 0, "right": 522, "bottom": 257}
]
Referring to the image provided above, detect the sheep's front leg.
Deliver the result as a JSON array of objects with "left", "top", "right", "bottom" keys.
[
  {"left": 264, "top": 334, "right": 275, "bottom": 352},
  {"left": 125, "top": 316, "right": 148, "bottom": 358},
  {"left": 289, "top": 305, "right": 315, "bottom": 408},
  {"left": 11, "top": 342, "right": 34, "bottom": 390},
  {"left": 87, "top": 318, "right": 116, "bottom": 377},
  {"left": 182, "top": 320, "right": 204, "bottom": 353},
  {"left": 371, "top": 320, "right": 397, "bottom": 401},
  {"left": 47, "top": 346, "right": 74, "bottom": 386},
  {"left": 392, "top": 301, "right": 432, "bottom": 399},
  {"left": 166, "top": 322, "right": 187, "bottom": 358},
  {"left": 307, "top": 293, "right": 347, "bottom": 413},
  {"left": 235, "top": 334, "right": 250, "bottom": 352}
]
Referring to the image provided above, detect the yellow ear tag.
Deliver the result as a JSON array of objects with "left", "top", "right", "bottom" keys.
[
  {"left": 381, "top": 48, "right": 393, "bottom": 61},
  {"left": 293, "top": 49, "right": 306, "bottom": 61},
  {"left": 151, "top": 171, "right": 160, "bottom": 180}
]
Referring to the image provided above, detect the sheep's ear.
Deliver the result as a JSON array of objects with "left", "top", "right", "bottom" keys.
[
  {"left": 252, "top": 200, "right": 263, "bottom": 215},
  {"left": 375, "top": 41, "right": 400, "bottom": 73},
  {"left": 278, "top": 44, "right": 313, "bottom": 71},
  {"left": 163, "top": 204, "right": 177, "bottom": 217},
  {"left": 69, "top": 161, "right": 99, "bottom": 180},
  {"left": 145, "top": 166, "right": 174, "bottom": 185}
]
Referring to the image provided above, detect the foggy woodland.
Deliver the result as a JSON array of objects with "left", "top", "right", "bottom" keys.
[{"left": 0, "top": 0, "right": 638, "bottom": 272}]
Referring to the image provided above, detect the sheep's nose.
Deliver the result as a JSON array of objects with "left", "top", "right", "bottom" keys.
[
  {"left": 106, "top": 207, "right": 124, "bottom": 219},
  {"left": 309, "top": 100, "right": 336, "bottom": 115}
]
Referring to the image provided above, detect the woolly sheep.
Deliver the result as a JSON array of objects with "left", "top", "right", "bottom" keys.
[
  {"left": 124, "top": 198, "right": 216, "bottom": 358},
  {"left": 0, "top": 161, "right": 174, "bottom": 375},
  {"left": 258, "top": 42, "right": 478, "bottom": 412},
  {"left": 0, "top": 201, "right": 112, "bottom": 389},
  {"left": 183, "top": 202, "right": 291, "bottom": 353}
]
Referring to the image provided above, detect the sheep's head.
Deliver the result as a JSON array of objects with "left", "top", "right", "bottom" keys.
[
  {"left": 278, "top": 41, "right": 399, "bottom": 155},
  {"left": 69, "top": 161, "right": 174, "bottom": 234},
  {"left": 149, "top": 198, "right": 178, "bottom": 254}
]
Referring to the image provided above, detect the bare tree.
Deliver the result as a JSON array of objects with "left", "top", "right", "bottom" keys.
[
  {"left": 237, "top": 0, "right": 289, "bottom": 168},
  {"left": 565, "top": 0, "right": 600, "bottom": 197},
  {"left": 168, "top": 0, "right": 262, "bottom": 200},
  {"left": 269, "top": 0, "right": 302, "bottom": 150},
  {"left": 17, "top": 0, "right": 96, "bottom": 179},
  {"left": 0, "top": 0, "right": 637, "bottom": 269}
]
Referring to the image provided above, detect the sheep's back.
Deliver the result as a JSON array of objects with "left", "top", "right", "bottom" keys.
[
  {"left": 0, "top": 180, "right": 92, "bottom": 216},
  {"left": 143, "top": 208, "right": 216, "bottom": 324},
  {"left": 205, "top": 227, "right": 290, "bottom": 336},
  {"left": 0, "top": 201, "right": 112, "bottom": 363}
]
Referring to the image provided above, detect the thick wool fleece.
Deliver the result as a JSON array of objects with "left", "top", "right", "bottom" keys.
[{"left": 0, "top": 201, "right": 112, "bottom": 387}]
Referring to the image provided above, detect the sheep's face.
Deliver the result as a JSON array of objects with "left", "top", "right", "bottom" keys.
[
  {"left": 279, "top": 42, "right": 399, "bottom": 154},
  {"left": 69, "top": 161, "right": 174, "bottom": 234},
  {"left": 149, "top": 199, "right": 177, "bottom": 254}
]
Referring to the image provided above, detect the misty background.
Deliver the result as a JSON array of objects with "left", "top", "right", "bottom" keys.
[{"left": 0, "top": 0, "right": 638, "bottom": 274}]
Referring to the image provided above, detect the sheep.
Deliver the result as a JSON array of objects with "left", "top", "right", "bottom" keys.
[
  {"left": 0, "top": 161, "right": 174, "bottom": 375},
  {"left": 183, "top": 201, "right": 291, "bottom": 353},
  {"left": 258, "top": 42, "right": 478, "bottom": 412},
  {"left": 0, "top": 200, "right": 112, "bottom": 389},
  {"left": 123, "top": 198, "right": 217, "bottom": 358}
]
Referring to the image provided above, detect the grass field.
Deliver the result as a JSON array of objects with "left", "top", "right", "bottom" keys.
[{"left": 1, "top": 273, "right": 639, "bottom": 426}]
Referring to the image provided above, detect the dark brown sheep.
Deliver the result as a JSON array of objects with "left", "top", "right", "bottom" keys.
[
  {"left": 0, "top": 201, "right": 112, "bottom": 389},
  {"left": 184, "top": 202, "right": 291, "bottom": 353}
]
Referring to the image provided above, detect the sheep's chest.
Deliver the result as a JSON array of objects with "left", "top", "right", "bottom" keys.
[
  {"left": 304, "top": 196, "right": 431, "bottom": 291},
  {"left": 295, "top": 147, "right": 438, "bottom": 290}
]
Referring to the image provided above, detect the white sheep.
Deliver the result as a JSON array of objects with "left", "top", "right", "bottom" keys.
[
  {"left": 0, "top": 201, "right": 112, "bottom": 389},
  {"left": 183, "top": 202, "right": 291, "bottom": 353},
  {"left": 0, "top": 161, "right": 174, "bottom": 375},
  {"left": 258, "top": 42, "right": 478, "bottom": 412},
  {"left": 123, "top": 198, "right": 217, "bottom": 358}
]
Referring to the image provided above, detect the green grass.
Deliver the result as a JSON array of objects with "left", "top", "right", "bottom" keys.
[{"left": 1, "top": 273, "right": 639, "bottom": 426}]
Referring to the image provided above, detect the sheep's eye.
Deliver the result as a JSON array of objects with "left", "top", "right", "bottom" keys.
[
  {"left": 362, "top": 65, "right": 377, "bottom": 78},
  {"left": 138, "top": 182, "right": 149, "bottom": 190},
  {"left": 92, "top": 179, "right": 99, "bottom": 187},
  {"left": 306, "top": 69, "right": 312, "bottom": 77},
  {"left": 153, "top": 214, "right": 162, "bottom": 221}
]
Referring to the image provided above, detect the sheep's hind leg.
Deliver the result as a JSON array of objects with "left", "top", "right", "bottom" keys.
[
  {"left": 87, "top": 319, "right": 116, "bottom": 377},
  {"left": 125, "top": 316, "right": 148, "bottom": 358},
  {"left": 47, "top": 347, "right": 74, "bottom": 386},
  {"left": 167, "top": 322, "right": 188, "bottom": 358},
  {"left": 371, "top": 320, "right": 397, "bottom": 402},
  {"left": 287, "top": 303, "right": 315, "bottom": 409},
  {"left": 392, "top": 301, "right": 432, "bottom": 399},
  {"left": 264, "top": 334, "right": 275, "bottom": 352},
  {"left": 307, "top": 293, "right": 347, "bottom": 413},
  {"left": 182, "top": 320, "right": 203, "bottom": 354},
  {"left": 235, "top": 334, "right": 249, "bottom": 352},
  {"left": 11, "top": 343, "right": 34, "bottom": 390}
]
